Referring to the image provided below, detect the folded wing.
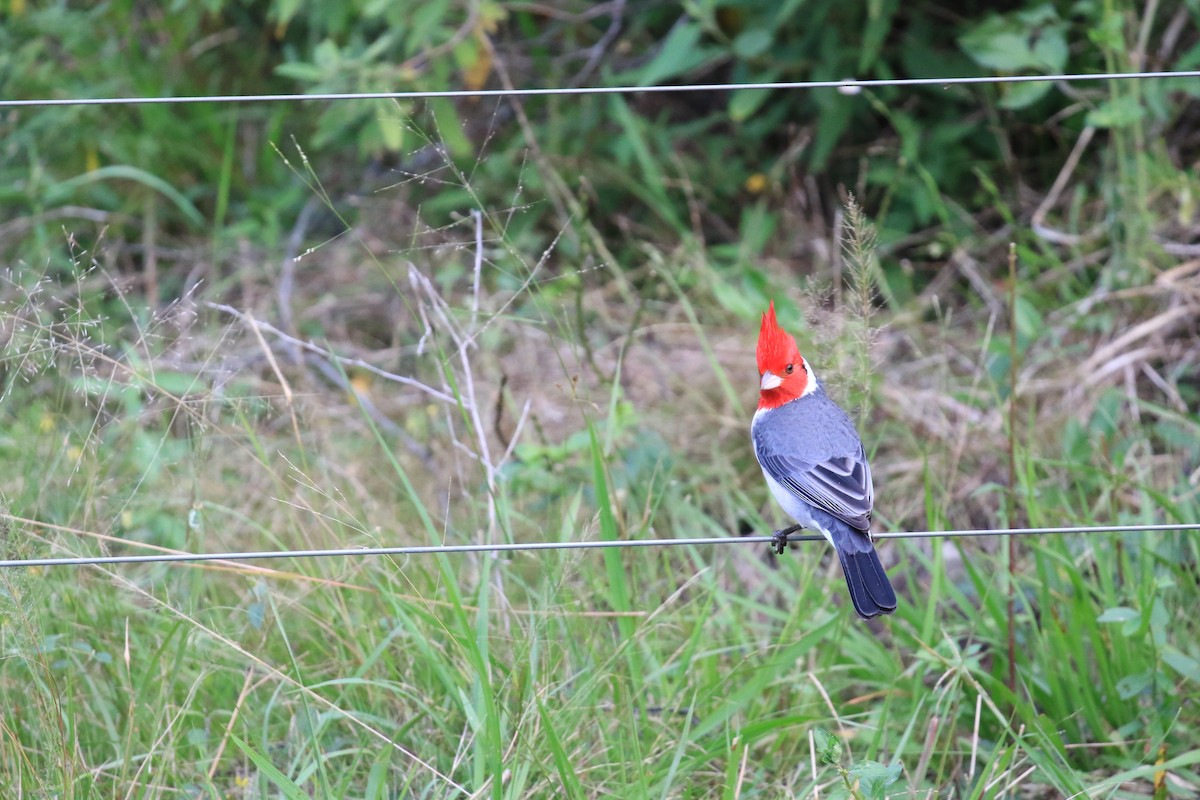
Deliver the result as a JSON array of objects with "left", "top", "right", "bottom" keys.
[{"left": 754, "top": 446, "right": 874, "bottom": 533}]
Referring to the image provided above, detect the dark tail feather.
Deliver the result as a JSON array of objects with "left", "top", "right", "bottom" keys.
[{"left": 835, "top": 547, "right": 898, "bottom": 619}]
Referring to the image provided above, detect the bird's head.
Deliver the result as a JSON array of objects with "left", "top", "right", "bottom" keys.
[{"left": 756, "top": 301, "right": 815, "bottom": 410}]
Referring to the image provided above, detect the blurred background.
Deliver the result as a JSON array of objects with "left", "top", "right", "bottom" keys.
[{"left": 0, "top": 1, "right": 1198, "bottom": 797}]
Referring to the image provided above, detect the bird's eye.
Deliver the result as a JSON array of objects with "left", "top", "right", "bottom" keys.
[{"left": 785, "top": 364, "right": 794, "bottom": 375}]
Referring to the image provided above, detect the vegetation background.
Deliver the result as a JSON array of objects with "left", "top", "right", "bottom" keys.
[{"left": 1, "top": 1, "right": 1198, "bottom": 797}]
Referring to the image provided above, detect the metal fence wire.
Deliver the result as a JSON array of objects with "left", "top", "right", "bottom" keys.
[{"left": 3, "top": 524, "right": 1198, "bottom": 569}]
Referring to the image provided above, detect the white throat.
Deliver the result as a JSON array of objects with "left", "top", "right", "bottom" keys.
[{"left": 799, "top": 364, "right": 819, "bottom": 397}]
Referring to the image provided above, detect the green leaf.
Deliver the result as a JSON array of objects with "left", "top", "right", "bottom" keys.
[
  {"left": 537, "top": 699, "right": 585, "bottom": 800},
  {"left": 1087, "top": 8, "right": 1125, "bottom": 51},
  {"left": 729, "top": 87, "right": 773, "bottom": 122},
  {"left": 608, "top": 94, "right": 685, "bottom": 230},
  {"left": 1163, "top": 648, "right": 1200, "bottom": 682},
  {"left": 1116, "top": 670, "right": 1154, "bottom": 700},
  {"left": 958, "top": 5, "right": 1067, "bottom": 73},
  {"left": 850, "top": 761, "right": 903, "bottom": 799},
  {"left": 429, "top": 97, "right": 472, "bottom": 158},
  {"left": 228, "top": 734, "right": 308, "bottom": 799},
  {"left": 1013, "top": 295, "right": 1043, "bottom": 346},
  {"left": 149, "top": 371, "right": 204, "bottom": 396},
  {"left": 587, "top": 421, "right": 641, "bottom": 691},
  {"left": 1086, "top": 750, "right": 1200, "bottom": 794},
  {"left": 999, "top": 80, "right": 1054, "bottom": 110},
  {"left": 1086, "top": 96, "right": 1147, "bottom": 128},
  {"left": 48, "top": 165, "right": 205, "bottom": 228},
  {"left": 738, "top": 202, "right": 777, "bottom": 256},
  {"left": 273, "top": 0, "right": 304, "bottom": 26},
  {"left": 376, "top": 102, "right": 407, "bottom": 152},
  {"left": 732, "top": 28, "right": 773, "bottom": 59},
  {"left": 274, "top": 61, "right": 325, "bottom": 82},
  {"left": 710, "top": 274, "right": 760, "bottom": 318},
  {"left": 808, "top": 93, "right": 853, "bottom": 171},
  {"left": 813, "top": 727, "right": 842, "bottom": 764},
  {"left": 1097, "top": 606, "right": 1139, "bottom": 623},
  {"left": 637, "top": 22, "right": 709, "bottom": 86},
  {"left": 859, "top": 0, "right": 899, "bottom": 73},
  {"left": 313, "top": 38, "right": 340, "bottom": 70}
]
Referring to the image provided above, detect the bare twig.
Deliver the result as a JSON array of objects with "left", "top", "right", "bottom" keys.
[
  {"left": 914, "top": 715, "right": 940, "bottom": 790},
  {"left": 1155, "top": 239, "right": 1200, "bottom": 256},
  {"left": 205, "top": 668, "right": 265, "bottom": 781},
  {"left": 243, "top": 309, "right": 304, "bottom": 450},
  {"left": 396, "top": 4, "right": 480, "bottom": 76},
  {"left": 409, "top": 265, "right": 499, "bottom": 542},
  {"left": 1159, "top": 6, "right": 1190, "bottom": 61},
  {"left": 470, "top": 209, "right": 484, "bottom": 331},
  {"left": 499, "top": 397, "right": 533, "bottom": 470},
  {"left": 969, "top": 692, "right": 982, "bottom": 781},
  {"left": 1133, "top": 0, "right": 1160, "bottom": 72},
  {"left": 1079, "top": 303, "right": 1197, "bottom": 378},
  {"left": 808, "top": 673, "right": 852, "bottom": 762},
  {"left": 0, "top": 206, "right": 114, "bottom": 242},
  {"left": 952, "top": 248, "right": 1005, "bottom": 317},
  {"left": 278, "top": 196, "right": 320, "bottom": 340},
  {"left": 569, "top": 0, "right": 627, "bottom": 87},
  {"left": 205, "top": 301, "right": 459, "bottom": 405},
  {"left": 809, "top": 729, "right": 820, "bottom": 800},
  {"left": 1031, "top": 126, "right": 1101, "bottom": 246}
]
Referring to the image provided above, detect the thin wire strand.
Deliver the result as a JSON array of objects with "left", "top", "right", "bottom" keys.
[
  {"left": 4, "top": 70, "right": 1200, "bottom": 108},
  {"left": 3, "top": 523, "right": 1196, "bottom": 569}
]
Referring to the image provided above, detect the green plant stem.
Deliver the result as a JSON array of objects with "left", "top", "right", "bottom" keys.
[{"left": 836, "top": 764, "right": 866, "bottom": 800}]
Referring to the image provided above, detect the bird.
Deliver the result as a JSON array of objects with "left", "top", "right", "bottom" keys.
[{"left": 751, "top": 301, "right": 897, "bottom": 619}]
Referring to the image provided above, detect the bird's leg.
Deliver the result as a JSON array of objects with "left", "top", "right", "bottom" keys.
[{"left": 770, "top": 524, "right": 804, "bottom": 555}]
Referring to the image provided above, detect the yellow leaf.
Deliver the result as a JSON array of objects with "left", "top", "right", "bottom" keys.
[
  {"left": 1154, "top": 742, "right": 1167, "bottom": 800},
  {"left": 744, "top": 173, "right": 768, "bottom": 194},
  {"left": 460, "top": 30, "right": 493, "bottom": 92},
  {"left": 479, "top": 0, "right": 507, "bottom": 34}
]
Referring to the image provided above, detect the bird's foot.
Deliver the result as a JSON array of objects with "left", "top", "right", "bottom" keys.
[{"left": 770, "top": 524, "right": 804, "bottom": 555}]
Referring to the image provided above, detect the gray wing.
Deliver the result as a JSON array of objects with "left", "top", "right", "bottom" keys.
[{"left": 756, "top": 446, "right": 874, "bottom": 533}]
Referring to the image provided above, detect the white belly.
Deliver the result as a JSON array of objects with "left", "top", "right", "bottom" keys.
[{"left": 760, "top": 468, "right": 835, "bottom": 546}]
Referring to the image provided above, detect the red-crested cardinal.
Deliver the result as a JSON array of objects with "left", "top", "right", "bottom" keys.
[{"left": 751, "top": 301, "right": 897, "bottom": 619}]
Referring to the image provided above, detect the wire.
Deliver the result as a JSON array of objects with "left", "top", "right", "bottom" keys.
[
  {"left": 4, "top": 70, "right": 1199, "bottom": 109},
  {"left": 2, "top": 523, "right": 1196, "bottom": 569}
]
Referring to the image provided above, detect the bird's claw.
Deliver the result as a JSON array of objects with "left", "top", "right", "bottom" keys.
[{"left": 770, "top": 525, "right": 802, "bottom": 555}]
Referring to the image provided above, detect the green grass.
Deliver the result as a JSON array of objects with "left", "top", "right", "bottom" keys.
[
  {"left": 4, "top": 2, "right": 1200, "bottom": 795},
  {"left": 0, "top": 222, "right": 1196, "bottom": 800}
]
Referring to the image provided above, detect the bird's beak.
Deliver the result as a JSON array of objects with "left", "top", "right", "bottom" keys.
[{"left": 760, "top": 370, "right": 782, "bottom": 391}]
